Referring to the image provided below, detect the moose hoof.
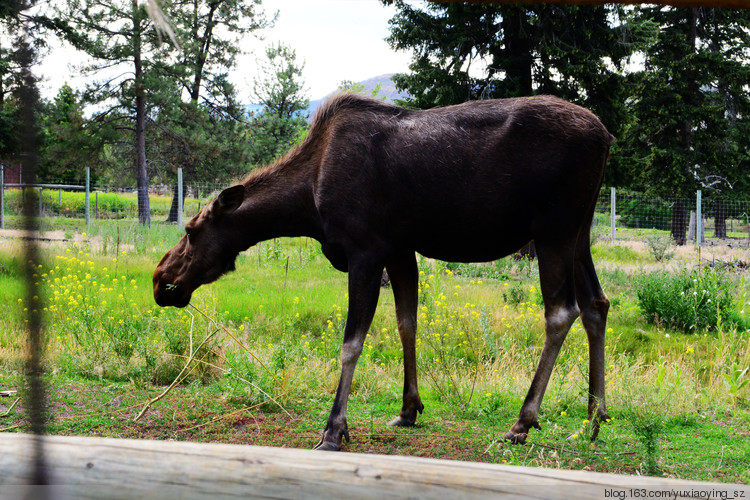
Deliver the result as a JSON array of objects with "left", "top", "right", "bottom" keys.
[
  {"left": 387, "top": 415, "right": 416, "bottom": 427},
  {"left": 501, "top": 431, "right": 529, "bottom": 445},
  {"left": 313, "top": 440, "right": 341, "bottom": 452}
]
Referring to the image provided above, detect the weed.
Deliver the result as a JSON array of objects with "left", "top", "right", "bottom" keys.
[
  {"left": 723, "top": 365, "right": 749, "bottom": 404},
  {"left": 636, "top": 268, "right": 743, "bottom": 333},
  {"left": 644, "top": 233, "right": 675, "bottom": 262},
  {"left": 623, "top": 398, "right": 666, "bottom": 476}
]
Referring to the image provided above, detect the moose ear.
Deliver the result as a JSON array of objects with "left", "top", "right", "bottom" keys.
[{"left": 216, "top": 185, "right": 245, "bottom": 215}]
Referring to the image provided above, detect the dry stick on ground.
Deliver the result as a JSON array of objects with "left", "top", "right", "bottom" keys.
[
  {"left": 189, "top": 304, "right": 278, "bottom": 381},
  {"left": 134, "top": 305, "right": 288, "bottom": 423},
  {"left": 1, "top": 398, "right": 21, "bottom": 417},
  {"left": 171, "top": 352, "right": 291, "bottom": 418},
  {"left": 134, "top": 328, "right": 221, "bottom": 422},
  {"left": 174, "top": 398, "right": 290, "bottom": 435}
]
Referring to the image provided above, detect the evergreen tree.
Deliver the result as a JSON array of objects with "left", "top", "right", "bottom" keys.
[
  {"left": 157, "top": 0, "right": 272, "bottom": 221},
  {"left": 52, "top": 0, "right": 181, "bottom": 225},
  {"left": 0, "top": 0, "right": 48, "bottom": 163},
  {"left": 38, "top": 83, "right": 105, "bottom": 183},
  {"left": 249, "top": 43, "right": 309, "bottom": 166},
  {"left": 621, "top": 7, "right": 750, "bottom": 243},
  {"left": 383, "top": 2, "right": 630, "bottom": 135}
]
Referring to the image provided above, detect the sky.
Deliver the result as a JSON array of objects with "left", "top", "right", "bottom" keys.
[{"left": 37, "top": 0, "right": 415, "bottom": 103}]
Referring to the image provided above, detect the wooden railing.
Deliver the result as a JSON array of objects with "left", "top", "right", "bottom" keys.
[{"left": 1, "top": 434, "right": 747, "bottom": 499}]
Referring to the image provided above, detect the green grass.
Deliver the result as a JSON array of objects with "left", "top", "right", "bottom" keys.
[
  {"left": 1, "top": 231, "right": 749, "bottom": 484},
  {"left": 0, "top": 188, "right": 213, "bottom": 228}
]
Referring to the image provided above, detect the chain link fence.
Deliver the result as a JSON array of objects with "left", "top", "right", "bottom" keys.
[
  {"left": 596, "top": 189, "right": 750, "bottom": 247},
  {"left": 1, "top": 166, "right": 749, "bottom": 247},
  {"left": 0, "top": 166, "right": 226, "bottom": 228}
]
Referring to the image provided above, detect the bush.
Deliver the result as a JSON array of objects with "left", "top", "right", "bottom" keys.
[
  {"left": 636, "top": 269, "right": 744, "bottom": 333},
  {"left": 644, "top": 233, "right": 674, "bottom": 262}
]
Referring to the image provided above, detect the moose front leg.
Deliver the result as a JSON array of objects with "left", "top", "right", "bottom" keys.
[
  {"left": 503, "top": 245, "right": 580, "bottom": 444},
  {"left": 385, "top": 253, "right": 424, "bottom": 427},
  {"left": 314, "top": 260, "right": 382, "bottom": 451}
]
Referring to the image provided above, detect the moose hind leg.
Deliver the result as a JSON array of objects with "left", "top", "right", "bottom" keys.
[
  {"left": 385, "top": 254, "right": 424, "bottom": 427},
  {"left": 575, "top": 243, "right": 611, "bottom": 439},
  {"left": 503, "top": 244, "right": 579, "bottom": 444},
  {"left": 314, "top": 259, "right": 382, "bottom": 451}
]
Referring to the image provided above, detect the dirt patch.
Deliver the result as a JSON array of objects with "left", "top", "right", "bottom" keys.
[
  {"left": 0, "top": 228, "right": 70, "bottom": 242},
  {"left": 598, "top": 239, "right": 750, "bottom": 274},
  {"left": 0, "top": 229, "right": 115, "bottom": 252}
]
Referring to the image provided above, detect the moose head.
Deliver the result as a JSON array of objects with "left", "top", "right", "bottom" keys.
[{"left": 153, "top": 185, "right": 246, "bottom": 308}]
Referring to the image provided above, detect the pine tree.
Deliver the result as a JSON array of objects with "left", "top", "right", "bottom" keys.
[
  {"left": 249, "top": 43, "right": 309, "bottom": 167},
  {"left": 52, "top": 0, "right": 180, "bottom": 225},
  {"left": 383, "top": 2, "right": 630, "bottom": 134},
  {"left": 38, "top": 82, "right": 105, "bottom": 183},
  {"left": 622, "top": 7, "right": 750, "bottom": 243},
  {"left": 158, "top": 0, "right": 272, "bottom": 222}
]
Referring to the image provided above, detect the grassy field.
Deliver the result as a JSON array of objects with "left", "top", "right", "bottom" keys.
[
  {"left": 0, "top": 220, "right": 749, "bottom": 484},
  {"left": 0, "top": 188, "right": 213, "bottom": 222}
]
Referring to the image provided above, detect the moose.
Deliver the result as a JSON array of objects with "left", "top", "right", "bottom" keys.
[{"left": 154, "top": 93, "right": 614, "bottom": 451}]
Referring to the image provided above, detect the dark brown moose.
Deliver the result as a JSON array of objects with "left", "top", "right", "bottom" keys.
[{"left": 154, "top": 93, "right": 614, "bottom": 451}]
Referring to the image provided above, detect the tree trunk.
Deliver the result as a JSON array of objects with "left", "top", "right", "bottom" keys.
[
  {"left": 671, "top": 199, "right": 688, "bottom": 246},
  {"left": 670, "top": 9, "right": 697, "bottom": 247},
  {"left": 166, "top": 177, "right": 182, "bottom": 223},
  {"left": 714, "top": 200, "right": 727, "bottom": 239},
  {"left": 515, "top": 241, "right": 537, "bottom": 260},
  {"left": 133, "top": 0, "right": 150, "bottom": 226},
  {"left": 501, "top": 5, "right": 533, "bottom": 96}
]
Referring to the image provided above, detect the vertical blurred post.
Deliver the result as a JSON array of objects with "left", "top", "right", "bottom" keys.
[
  {"left": 177, "top": 167, "right": 183, "bottom": 227},
  {"left": 610, "top": 187, "right": 616, "bottom": 243},
  {"left": 1, "top": 163, "right": 4, "bottom": 229},
  {"left": 85, "top": 167, "right": 90, "bottom": 228},
  {"left": 16, "top": 2, "right": 50, "bottom": 490},
  {"left": 696, "top": 190, "right": 702, "bottom": 247}
]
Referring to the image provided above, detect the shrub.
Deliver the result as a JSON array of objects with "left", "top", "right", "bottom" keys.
[
  {"left": 636, "top": 269, "right": 743, "bottom": 333},
  {"left": 644, "top": 233, "right": 674, "bottom": 262}
]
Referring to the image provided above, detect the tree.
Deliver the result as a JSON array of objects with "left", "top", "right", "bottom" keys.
[
  {"left": 52, "top": 0, "right": 182, "bottom": 225},
  {"left": 620, "top": 7, "right": 750, "bottom": 243},
  {"left": 158, "top": 0, "right": 272, "bottom": 221},
  {"left": 337, "top": 80, "right": 387, "bottom": 101},
  {"left": 249, "top": 43, "right": 309, "bottom": 166},
  {"left": 38, "top": 83, "right": 107, "bottom": 183},
  {"left": 0, "top": 0, "right": 49, "bottom": 164},
  {"left": 383, "top": 2, "right": 631, "bottom": 135}
]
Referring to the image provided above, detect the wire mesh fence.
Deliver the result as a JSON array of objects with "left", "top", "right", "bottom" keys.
[
  {"left": 0, "top": 166, "right": 226, "bottom": 229},
  {"left": 596, "top": 189, "right": 750, "bottom": 246},
  {"left": 1, "top": 167, "right": 749, "bottom": 247}
]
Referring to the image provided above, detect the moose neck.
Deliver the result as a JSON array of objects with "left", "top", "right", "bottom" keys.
[{"left": 232, "top": 153, "right": 323, "bottom": 248}]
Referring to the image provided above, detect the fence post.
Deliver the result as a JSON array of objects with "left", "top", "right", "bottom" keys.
[
  {"left": 610, "top": 187, "right": 616, "bottom": 243},
  {"left": 38, "top": 187, "right": 42, "bottom": 216},
  {"left": 177, "top": 168, "right": 183, "bottom": 227},
  {"left": 0, "top": 163, "right": 4, "bottom": 229},
  {"left": 85, "top": 167, "right": 90, "bottom": 228},
  {"left": 696, "top": 190, "right": 702, "bottom": 247}
]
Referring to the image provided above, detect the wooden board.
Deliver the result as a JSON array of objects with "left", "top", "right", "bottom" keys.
[{"left": 1, "top": 434, "right": 748, "bottom": 499}]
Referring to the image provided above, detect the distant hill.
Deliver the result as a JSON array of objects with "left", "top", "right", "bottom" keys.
[
  {"left": 355, "top": 73, "right": 409, "bottom": 103},
  {"left": 247, "top": 74, "right": 410, "bottom": 118},
  {"left": 308, "top": 73, "right": 409, "bottom": 115}
]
